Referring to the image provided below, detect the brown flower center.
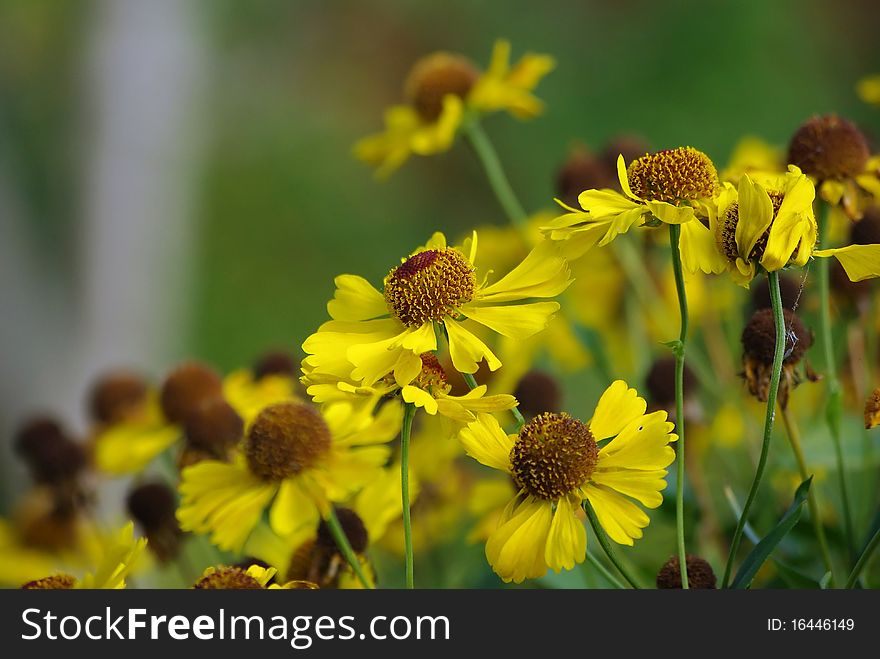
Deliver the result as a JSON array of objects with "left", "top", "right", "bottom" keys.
[
  {"left": 384, "top": 248, "right": 476, "bottom": 327},
  {"left": 245, "top": 402, "right": 331, "bottom": 481},
  {"left": 719, "top": 192, "right": 786, "bottom": 263},
  {"left": 159, "top": 362, "right": 223, "bottom": 424},
  {"left": 626, "top": 147, "right": 718, "bottom": 204},
  {"left": 788, "top": 114, "right": 869, "bottom": 180},
  {"left": 404, "top": 52, "right": 478, "bottom": 122},
  {"left": 193, "top": 567, "right": 264, "bottom": 589},
  {"left": 510, "top": 413, "right": 598, "bottom": 500},
  {"left": 21, "top": 574, "right": 77, "bottom": 589}
]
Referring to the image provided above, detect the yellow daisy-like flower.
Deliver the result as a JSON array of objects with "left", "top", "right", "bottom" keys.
[
  {"left": 716, "top": 165, "right": 880, "bottom": 286},
  {"left": 176, "top": 400, "right": 397, "bottom": 552},
  {"left": 458, "top": 380, "right": 676, "bottom": 583},
  {"left": 20, "top": 522, "right": 146, "bottom": 589},
  {"left": 305, "top": 351, "right": 517, "bottom": 425},
  {"left": 542, "top": 147, "right": 727, "bottom": 275},
  {"left": 354, "top": 39, "right": 554, "bottom": 177},
  {"left": 302, "top": 231, "right": 569, "bottom": 387},
  {"left": 858, "top": 74, "right": 880, "bottom": 107},
  {"left": 788, "top": 114, "right": 880, "bottom": 220},
  {"left": 719, "top": 136, "right": 783, "bottom": 183},
  {"left": 94, "top": 364, "right": 299, "bottom": 476}
]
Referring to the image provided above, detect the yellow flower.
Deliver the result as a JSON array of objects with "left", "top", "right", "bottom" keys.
[
  {"left": 177, "top": 400, "right": 397, "bottom": 552},
  {"left": 719, "top": 136, "right": 783, "bottom": 183},
  {"left": 306, "top": 351, "right": 517, "bottom": 425},
  {"left": 716, "top": 165, "right": 880, "bottom": 286},
  {"left": 458, "top": 380, "right": 676, "bottom": 583},
  {"left": 857, "top": 74, "right": 880, "bottom": 107},
  {"left": 94, "top": 365, "right": 299, "bottom": 476},
  {"left": 354, "top": 40, "right": 554, "bottom": 177},
  {"left": 543, "top": 147, "right": 727, "bottom": 275},
  {"left": 193, "top": 564, "right": 314, "bottom": 589},
  {"left": 302, "top": 231, "right": 569, "bottom": 387},
  {"left": 20, "top": 522, "right": 146, "bottom": 589}
]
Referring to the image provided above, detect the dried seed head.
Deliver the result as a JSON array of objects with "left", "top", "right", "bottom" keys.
[
  {"left": 253, "top": 350, "right": 296, "bottom": 380},
  {"left": 404, "top": 52, "right": 478, "bottom": 122},
  {"left": 88, "top": 370, "right": 148, "bottom": 424},
  {"left": 510, "top": 413, "right": 598, "bottom": 500},
  {"left": 193, "top": 567, "right": 264, "bottom": 589},
  {"left": 788, "top": 115, "right": 870, "bottom": 180},
  {"left": 21, "top": 574, "right": 77, "bottom": 590},
  {"left": 748, "top": 274, "right": 802, "bottom": 312},
  {"left": 127, "top": 482, "right": 177, "bottom": 532},
  {"left": 626, "top": 147, "right": 718, "bottom": 203},
  {"left": 245, "top": 402, "right": 331, "bottom": 481},
  {"left": 656, "top": 554, "right": 717, "bottom": 589},
  {"left": 14, "top": 417, "right": 85, "bottom": 485},
  {"left": 742, "top": 308, "right": 811, "bottom": 367},
  {"left": 183, "top": 397, "right": 244, "bottom": 454},
  {"left": 316, "top": 507, "right": 369, "bottom": 555},
  {"left": 159, "top": 362, "right": 223, "bottom": 424},
  {"left": 513, "top": 370, "right": 563, "bottom": 419},
  {"left": 384, "top": 248, "right": 476, "bottom": 327},
  {"left": 555, "top": 148, "right": 615, "bottom": 206},
  {"left": 645, "top": 356, "right": 697, "bottom": 410}
]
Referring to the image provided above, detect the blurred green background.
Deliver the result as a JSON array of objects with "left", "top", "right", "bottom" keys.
[{"left": 1, "top": 0, "right": 879, "bottom": 585}]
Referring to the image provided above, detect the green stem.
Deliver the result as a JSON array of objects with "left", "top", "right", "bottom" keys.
[
  {"left": 780, "top": 404, "right": 837, "bottom": 583},
  {"left": 462, "top": 119, "right": 528, "bottom": 228},
  {"left": 721, "top": 270, "right": 786, "bottom": 588},
  {"left": 583, "top": 500, "right": 641, "bottom": 589},
  {"left": 585, "top": 550, "right": 626, "bottom": 589},
  {"left": 816, "top": 201, "right": 855, "bottom": 557},
  {"left": 400, "top": 402, "right": 416, "bottom": 588},
  {"left": 668, "top": 223, "right": 690, "bottom": 589},
  {"left": 845, "top": 525, "right": 880, "bottom": 588},
  {"left": 324, "top": 507, "right": 374, "bottom": 589}
]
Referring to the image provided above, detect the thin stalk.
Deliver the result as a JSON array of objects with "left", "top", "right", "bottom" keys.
[
  {"left": 668, "top": 223, "right": 690, "bottom": 589},
  {"left": 585, "top": 550, "right": 626, "bottom": 589},
  {"left": 721, "top": 270, "right": 786, "bottom": 588},
  {"left": 462, "top": 119, "right": 528, "bottom": 228},
  {"left": 583, "top": 499, "right": 641, "bottom": 589},
  {"left": 400, "top": 402, "right": 416, "bottom": 588},
  {"left": 780, "top": 404, "right": 837, "bottom": 584},
  {"left": 324, "top": 507, "right": 374, "bottom": 589},
  {"left": 816, "top": 200, "right": 855, "bottom": 556},
  {"left": 845, "top": 525, "right": 880, "bottom": 588}
]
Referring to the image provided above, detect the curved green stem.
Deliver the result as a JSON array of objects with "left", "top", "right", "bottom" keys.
[
  {"left": 324, "top": 507, "right": 374, "bottom": 589},
  {"left": 721, "top": 270, "right": 786, "bottom": 588},
  {"left": 400, "top": 402, "right": 416, "bottom": 588},
  {"left": 780, "top": 404, "right": 837, "bottom": 584},
  {"left": 584, "top": 550, "right": 626, "bottom": 589},
  {"left": 583, "top": 500, "right": 641, "bottom": 588},
  {"left": 462, "top": 119, "right": 528, "bottom": 228},
  {"left": 668, "top": 223, "right": 690, "bottom": 589},
  {"left": 845, "top": 525, "right": 880, "bottom": 588},
  {"left": 816, "top": 201, "right": 855, "bottom": 557}
]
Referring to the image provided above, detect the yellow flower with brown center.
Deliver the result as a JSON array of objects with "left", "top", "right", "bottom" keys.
[
  {"left": 543, "top": 147, "right": 727, "bottom": 275},
  {"left": 301, "top": 232, "right": 569, "bottom": 388},
  {"left": 176, "top": 400, "right": 397, "bottom": 552},
  {"left": 354, "top": 40, "right": 554, "bottom": 177},
  {"left": 858, "top": 74, "right": 880, "bottom": 108},
  {"left": 458, "top": 380, "right": 676, "bottom": 583},
  {"left": 787, "top": 114, "right": 880, "bottom": 220}
]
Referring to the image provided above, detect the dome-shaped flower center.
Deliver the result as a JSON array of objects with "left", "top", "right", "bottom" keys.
[
  {"left": 627, "top": 147, "right": 718, "bottom": 204},
  {"left": 160, "top": 362, "right": 223, "bottom": 424},
  {"left": 89, "top": 371, "right": 148, "bottom": 424},
  {"left": 384, "top": 248, "right": 476, "bottom": 327},
  {"left": 788, "top": 115, "right": 869, "bottom": 181},
  {"left": 245, "top": 402, "right": 331, "bottom": 481},
  {"left": 719, "top": 192, "right": 788, "bottom": 264},
  {"left": 184, "top": 397, "right": 244, "bottom": 455},
  {"left": 21, "top": 574, "right": 77, "bottom": 589},
  {"left": 510, "top": 412, "right": 598, "bottom": 500},
  {"left": 656, "top": 555, "right": 717, "bottom": 589},
  {"left": 193, "top": 567, "right": 264, "bottom": 590},
  {"left": 404, "top": 52, "right": 478, "bottom": 122},
  {"left": 413, "top": 352, "right": 448, "bottom": 391}
]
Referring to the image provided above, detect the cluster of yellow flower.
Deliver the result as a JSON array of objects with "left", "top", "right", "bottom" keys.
[{"left": 4, "top": 42, "right": 880, "bottom": 591}]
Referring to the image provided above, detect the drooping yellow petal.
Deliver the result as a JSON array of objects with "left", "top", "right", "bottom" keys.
[
  {"left": 409, "top": 94, "right": 463, "bottom": 155},
  {"left": 581, "top": 483, "right": 650, "bottom": 546},
  {"left": 269, "top": 479, "right": 320, "bottom": 538},
  {"left": 461, "top": 301, "right": 560, "bottom": 339},
  {"left": 587, "top": 380, "right": 647, "bottom": 441},
  {"left": 589, "top": 469, "right": 669, "bottom": 509},
  {"left": 616, "top": 154, "right": 641, "bottom": 202},
  {"left": 77, "top": 523, "right": 146, "bottom": 590},
  {"left": 544, "top": 495, "right": 586, "bottom": 572},
  {"left": 347, "top": 325, "right": 420, "bottom": 386},
  {"left": 316, "top": 445, "right": 391, "bottom": 501},
  {"left": 443, "top": 317, "right": 502, "bottom": 373},
  {"left": 597, "top": 411, "right": 677, "bottom": 471},
  {"left": 475, "top": 239, "right": 571, "bottom": 303},
  {"left": 94, "top": 419, "right": 180, "bottom": 476},
  {"left": 735, "top": 174, "right": 775, "bottom": 260},
  {"left": 485, "top": 496, "right": 554, "bottom": 583},
  {"left": 814, "top": 244, "right": 880, "bottom": 281},
  {"left": 762, "top": 169, "right": 816, "bottom": 272},
  {"left": 302, "top": 318, "right": 401, "bottom": 380},
  {"left": 577, "top": 187, "right": 643, "bottom": 218},
  {"left": 353, "top": 104, "right": 422, "bottom": 179},
  {"left": 467, "top": 40, "right": 554, "bottom": 119},
  {"left": 679, "top": 218, "right": 727, "bottom": 274},
  {"left": 457, "top": 412, "right": 514, "bottom": 472},
  {"left": 402, "top": 385, "right": 439, "bottom": 414},
  {"left": 327, "top": 275, "right": 388, "bottom": 322},
  {"left": 644, "top": 200, "right": 696, "bottom": 225},
  {"left": 224, "top": 370, "right": 297, "bottom": 428}
]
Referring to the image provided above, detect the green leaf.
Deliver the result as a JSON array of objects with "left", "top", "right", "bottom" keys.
[
  {"left": 774, "top": 561, "right": 821, "bottom": 589},
  {"left": 731, "top": 477, "right": 812, "bottom": 589}
]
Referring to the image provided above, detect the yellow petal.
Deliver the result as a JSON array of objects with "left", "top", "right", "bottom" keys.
[
  {"left": 475, "top": 239, "right": 571, "bottom": 303},
  {"left": 544, "top": 495, "right": 586, "bottom": 572},
  {"left": 486, "top": 496, "right": 553, "bottom": 583},
  {"left": 402, "top": 385, "right": 438, "bottom": 414},
  {"left": 857, "top": 74, "right": 880, "bottom": 106},
  {"left": 443, "top": 317, "right": 502, "bottom": 373},
  {"left": 762, "top": 170, "right": 816, "bottom": 271},
  {"left": 461, "top": 301, "right": 560, "bottom": 339},
  {"left": 679, "top": 217, "right": 727, "bottom": 274},
  {"left": 327, "top": 275, "right": 388, "bottom": 321},
  {"left": 577, "top": 187, "right": 642, "bottom": 217},
  {"left": 409, "top": 95, "right": 462, "bottom": 154},
  {"left": 735, "top": 174, "right": 774, "bottom": 259},
  {"left": 269, "top": 479, "right": 320, "bottom": 538},
  {"left": 616, "top": 154, "right": 640, "bottom": 202},
  {"left": 814, "top": 244, "right": 880, "bottom": 281},
  {"left": 644, "top": 200, "right": 696, "bottom": 224},
  {"left": 589, "top": 469, "right": 669, "bottom": 508},
  {"left": 597, "top": 410, "right": 677, "bottom": 471},
  {"left": 588, "top": 380, "right": 647, "bottom": 441},
  {"left": 457, "top": 412, "right": 514, "bottom": 472},
  {"left": 582, "top": 483, "right": 650, "bottom": 546},
  {"left": 94, "top": 420, "right": 180, "bottom": 476}
]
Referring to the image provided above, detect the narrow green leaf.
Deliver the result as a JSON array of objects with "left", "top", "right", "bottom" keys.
[{"left": 731, "top": 477, "right": 812, "bottom": 589}]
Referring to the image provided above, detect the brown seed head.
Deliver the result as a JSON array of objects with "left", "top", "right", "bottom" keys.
[
  {"left": 513, "top": 370, "right": 563, "bottom": 419},
  {"left": 626, "top": 147, "right": 718, "bottom": 203},
  {"left": 88, "top": 370, "right": 148, "bottom": 424},
  {"left": 183, "top": 397, "right": 244, "bottom": 454},
  {"left": 193, "top": 567, "right": 264, "bottom": 589},
  {"left": 159, "top": 362, "right": 223, "bottom": 424},
  {"left": 245, "top": 402, "right": 331, "bottom": 481},
  {"left": 788, "top": 115, "right": 870, "bottom": 180},
  {"left": 656, "top": 554, "right": 717, "bottom": 589},
  {"left": 21, "top": 574, "right": 77, "bottom": 590},
  {"left": 404, "top": 52, "right": 478, "bottom": 122}
]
